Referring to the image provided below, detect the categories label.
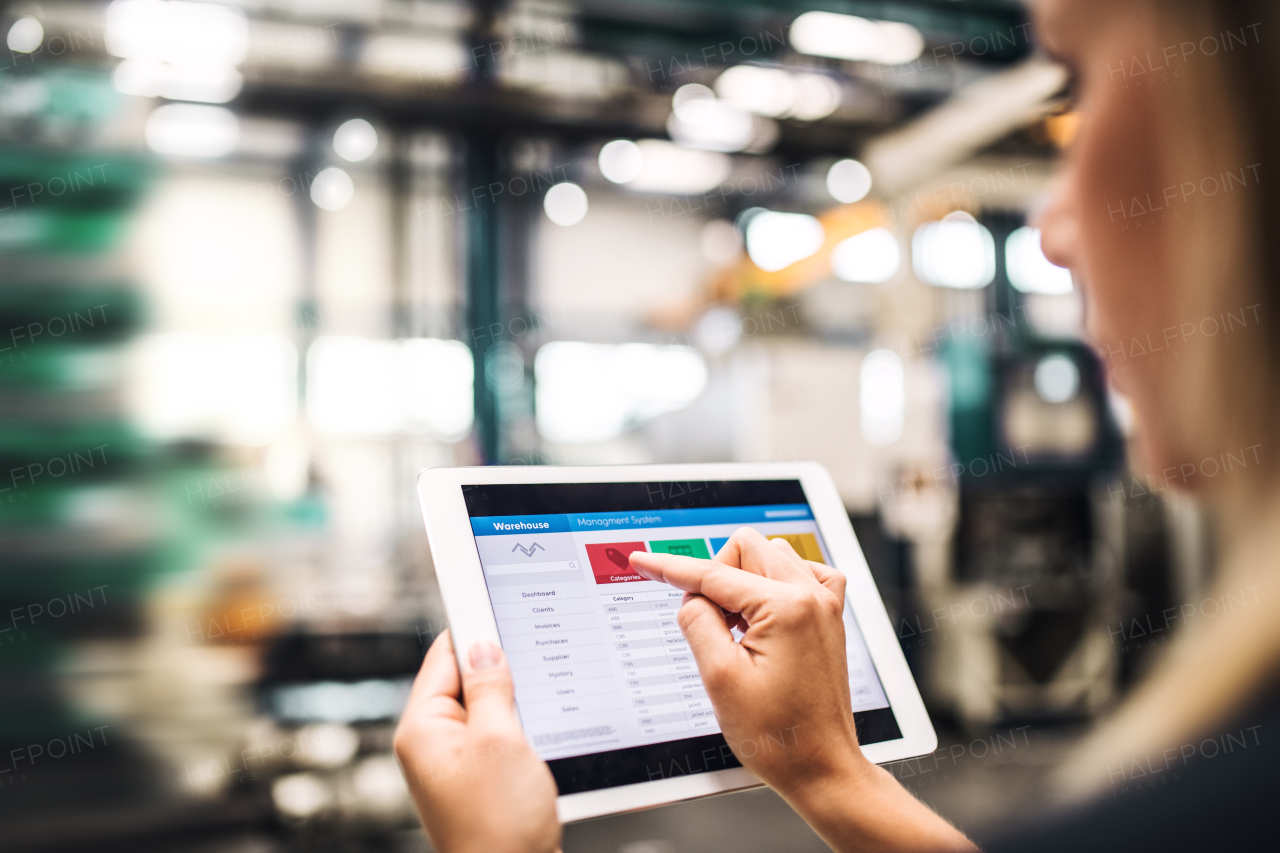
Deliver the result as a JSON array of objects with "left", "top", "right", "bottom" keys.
[{"left": 584, "top": 542, "right": 648, "bottom": 584}]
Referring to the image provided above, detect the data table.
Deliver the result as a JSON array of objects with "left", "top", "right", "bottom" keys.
[{"left": 603, "top": 587, "right": 718, "bottom": 737}]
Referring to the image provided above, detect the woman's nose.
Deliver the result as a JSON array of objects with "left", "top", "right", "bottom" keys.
[{"left": 1033, "top": 175, "right": 1083, "bottom": 272}]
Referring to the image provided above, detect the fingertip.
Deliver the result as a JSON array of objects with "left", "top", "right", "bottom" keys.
[
  {"left": 628, "top": 550, "right": 664, "bottom": 581},
  {"left": 460, "top": 648, "right": 519, "bottom": 729},
  {"left": 468, "top": 640, "right": 503, "bottom": 672},
  {"left": 420, "top": 628, "right": 454, "bottom": 672},
  {"left": 461, "top": 642, "right": 512, "bottom": 696},
  {"left": 428, "top": 627, "right": 452, "bottom": 654},
  {"left": 407, "top": 629, "right": 461, "bottom": 707}
]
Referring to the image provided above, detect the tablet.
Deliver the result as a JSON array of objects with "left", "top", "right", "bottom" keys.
[{"left": 416, "top": 462, "right": 936, "bottom": 821}]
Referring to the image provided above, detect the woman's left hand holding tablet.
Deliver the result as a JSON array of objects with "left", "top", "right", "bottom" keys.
[{"left": 395, "top": 630, "right": 562, "bottom": 853}]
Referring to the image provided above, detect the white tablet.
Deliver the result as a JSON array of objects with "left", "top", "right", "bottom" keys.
[{"left": 415, "top": 462, "right": 936, "bottom": 822}]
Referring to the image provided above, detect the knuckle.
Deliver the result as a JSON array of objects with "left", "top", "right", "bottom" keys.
[
  {"left": 784, "top": 590, "right": 825, "bottom": 621},
  {"left": 701, "top": 564, "right": 728, "bottom": 589},
  {"left": 465, "top": 667, "right": 510, "bottom": 693}
]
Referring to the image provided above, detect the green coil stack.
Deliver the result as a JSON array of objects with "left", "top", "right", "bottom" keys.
[{"left": 0, "top": 67, "right": 158, "bottom": 836}]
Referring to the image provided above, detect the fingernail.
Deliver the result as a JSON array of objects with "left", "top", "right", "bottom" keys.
[{"left": 469, "top": 641, "right": 503, "bottom": 671}]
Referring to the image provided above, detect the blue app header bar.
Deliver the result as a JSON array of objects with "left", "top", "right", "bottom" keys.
[
  {"left": 469, "top": 514, "right": 572, "bottom": 536},
  {"left": 470, "top": 504, "right": 811, "bottom": 536}
]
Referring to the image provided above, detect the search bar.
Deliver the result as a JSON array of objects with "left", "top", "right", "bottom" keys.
[
  {"left": 764, "top": 509, "right": 809, "bottom": 518},
  {"left": 484, "top": 560, "right": 582, "bottom": 576}
]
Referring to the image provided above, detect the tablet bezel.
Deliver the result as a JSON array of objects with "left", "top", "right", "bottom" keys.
[{"left": 415, "top": 462, "right": 937, "bottom": 822}]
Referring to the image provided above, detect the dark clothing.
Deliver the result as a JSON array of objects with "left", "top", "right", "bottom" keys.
[{"left": 983, "top": 687, "right": 1278, "bottom": 852}]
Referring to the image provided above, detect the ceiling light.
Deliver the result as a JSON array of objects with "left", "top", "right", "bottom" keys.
[
  {"left": 598, "top": 139, "right": 644, "bottom": 183},
  {"left": 714, "top": 66, "right": 842, "bottom": 122},
  {"left": 144, "top": 103, "right": 239, "bottom": 157},
  {"left": 667, "top": 82, "right": 775, "bottom": 153},
  {"left": 310, "top": 167, "right": 354, "bottom": 211},
  {"left": 877, "top": 22, "right": 928, "bottom": 64},
  {"left": 333, "top": 118, "right": 378, "bottom": 162},
  {"left": 113, "top": 59, "right": 243, "bottom": 103},
  {"left": 668, "top": 97, "right": 754, "bottom": 152},
  {"left": 106, "top": 0, "right": 248, "bottom": 66},
  {"left": 672, "top": 83, "right": 715, "bottom": 120},
  {"left": 912, "top": 217, "right": 996, "bottom": 289},
  {"left": 745, "top": 211, "right": 825, "bottom": 272},
  {"left": 610, "top": 139, "right": 731, "bottom": 194},
  {"left": 363, "top": 35, "right": 467, "bottom": 81},
  {"left": 832, "top": 227, "right": 900, "bottom": 283},
  {"left": 1006, "top": 226, "right": 1073, "bottom": 295},
  {"left": 715, "top": 66, "right": 794, "bottom": 118},
  {"left": 6, "top": 17, "right": 43, "bottom": 53},
  {"left": 543, "top": 182, "right": 588, "bottom": 226},
  {"left": 826, "top": 158, "right": 873, "bottom": 204},
  {"left": 789, "top": 73, "right": 842, "bottom": 120},
  {"left": 790, "top": 11, "right": 924, "bottom": 65},
  {"left": 112, "top": 61, "right": 163, "bottom": 97}
]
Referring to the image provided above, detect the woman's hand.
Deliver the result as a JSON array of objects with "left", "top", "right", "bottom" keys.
[
  {"left": 630, "top": 529, "right": 976, "bottom": 853},
  {"left": 631, "top": 528, "right": 862, "bottom": 794},
  {"left": 394, "top": 630, "right": 561, "bottom": 853}
]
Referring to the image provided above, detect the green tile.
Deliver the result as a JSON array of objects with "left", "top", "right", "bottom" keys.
[{"left": 647, "top": 538, "right": 710, "bottom": 559}]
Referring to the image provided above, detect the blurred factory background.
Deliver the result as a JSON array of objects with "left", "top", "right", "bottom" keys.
[{"left": 0, "top": 1, "right": 1216, "bottom": 851}]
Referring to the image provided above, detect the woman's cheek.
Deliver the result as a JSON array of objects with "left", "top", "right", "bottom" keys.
[{"left": 1077, "top": 87, "right": 1168, "bottom": 350}]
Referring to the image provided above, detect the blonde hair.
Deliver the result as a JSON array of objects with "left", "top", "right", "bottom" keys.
[{"left": 1053, "top": 0, "right": 1280, "bottom": 800}]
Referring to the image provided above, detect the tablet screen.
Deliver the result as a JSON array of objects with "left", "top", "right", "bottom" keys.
[{"left": 462, "top": 479, "right": 902, "bottom": 795}]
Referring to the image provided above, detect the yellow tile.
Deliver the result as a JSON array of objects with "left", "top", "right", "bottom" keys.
[{"left": 766, "top": 532, "right": 825, "bottom": 564}]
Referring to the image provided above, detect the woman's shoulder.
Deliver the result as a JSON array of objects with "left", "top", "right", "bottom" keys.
[{"left": 981, "top": 683, "right": 1280, "bottom": 853}]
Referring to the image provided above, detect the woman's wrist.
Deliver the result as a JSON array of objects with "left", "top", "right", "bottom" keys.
[
  {"left": 783, "top": 749, "right": 881, "bottom": 839},
  {"left": 783, "top": 752, "right": 977, "bottom": 853}
]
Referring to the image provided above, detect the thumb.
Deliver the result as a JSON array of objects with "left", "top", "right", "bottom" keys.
[
  {"left": 677, "top": 594, "right": 744, "bottom": 688},
  {"left": 460, "top": 641, "right": 518, "bottom": 732}
]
